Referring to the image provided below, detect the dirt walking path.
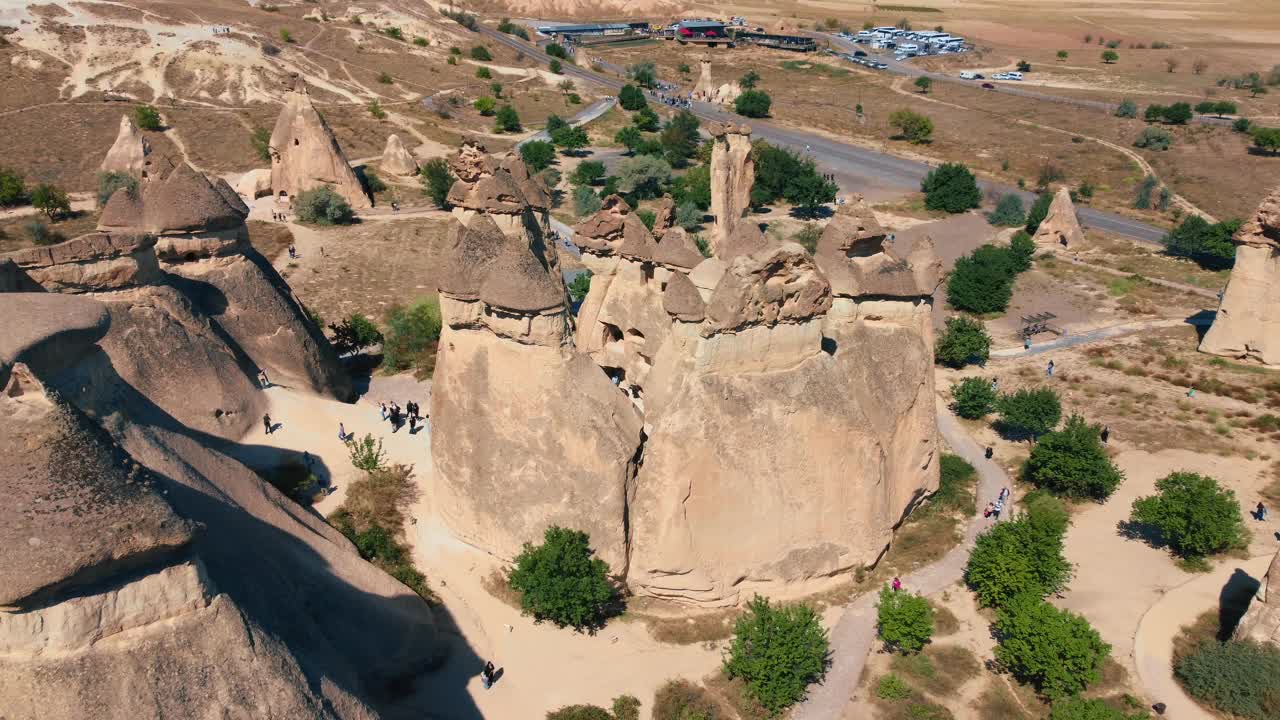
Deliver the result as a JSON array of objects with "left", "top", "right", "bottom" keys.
[{"left": 794, "top": 397, "right": 1015, "bottom": 719}]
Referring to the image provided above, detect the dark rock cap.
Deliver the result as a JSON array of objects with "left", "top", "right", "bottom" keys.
[{"left": 663, "top": 271, "right": 705, "bottom": 322}]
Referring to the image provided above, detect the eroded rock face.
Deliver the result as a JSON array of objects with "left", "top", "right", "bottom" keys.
[
  {"left": 691, "top": 57, "right": 741, "bottom": 104},
  {"left": 381, "top": 133, "right": 419, "bottom": 177},
  {"left": 1032, "top": 186, "right": 1084, "bottom": 248},
  {"left": 1236, "top": 551, "right": 1280, "bottom": 648},
  {"left": 99, "top": 114, "right": 152, "bottom": 178},
  {"left": 269, "top": 80, "right": 371, "bottom": 208},
  {"left": 235, "top": 168, "right": 272, "bottom": 199},
  {"left": 431, "top": 154, "right": 642, "bottom": 572},
  {"left": 815, "top": 197, "right": 942, "bottom": 299},
  {"left": 1200, "top": 186, "right": 1280, "bottom": 365},
  {"left": 709, "top": 122, "right": 755, "bottom": 256}
]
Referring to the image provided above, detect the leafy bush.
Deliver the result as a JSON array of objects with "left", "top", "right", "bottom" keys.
[
  {"left": 965, "top": 498, "right": 1071, "bottom": 608},
  {"left": 673, "top": 164, "right": 711, "bottom": 210},
  {"left": 1010, "top": 230, "right": 1036, "bottom": 270},
  {"left": 987, "top": 194, "right": 1025, "bottom": 226},
  {"left": 1164, "top": 102, "right": 1193, "bottom": 124},
  {"left": 473, "top": 96, "right": 497, "bottom": 115},
  {"left": 345, "top": 433, "right": 386, "bottom": 472},
  {"left": 1115, "top": 99, "right": 1138, "bottom": 118},
  {"left": 670, "top": 203, "right": 700, "bottom": 232},
  {"left": 250, "top": 126, "right": 272, "bottom": 162},
  {"left": 0, "top": 166, "right": 25, "bottom": 206},
  {"left": 734, "top": 89, "right": 773, "bottom": 118},
  {"left": 724, "top": 595, "right": 829, "bottom": 714},
  {"left": 413, "top": 36, "right": 428, "bottom": 46},
  {"left": 496, "top": 18, "right": 529, "bottom": 40},
  {"left": 877, "top": 586, "right": 935, "bottom": 653},
  {"left": 552, "top": 125, "right": 589, "bottom": 154},
  {"left": 520, "top": 140, "right": 557, "bottom": 172},
  {"left": 995, "top": 593, "right": 1111, "bottom": 700},
  {"left": 889, "top": 108, "right": 934, "bottom": 144},
  {"left": 546, "top": 43, "right": 568, "bottom": 59},
  {"left": 1162, "top": 215, "right": 1239, "bottom": 270},
  {"left": 915, "top": 76, "right": 932, "bottom": 93},
  {"left": 614, "top": 125, "right": 642, "bottom": 154},
  {"left": 947, "top": 247, "right": 1014, "bottom": 314},
  {"left": 633, "top": 106, "right": 661, "bottom": 132},
  {"left": 935, "top": 454, "right": 978, "bottom": 515},
  {"left": 611, "top": 695, "right": 641, "bottom": 720},
  {"left": 571, "top": 160, "right": 605, "bottom": 187},
  {"left": 362, "top": 169, "right": 386, "bottom": 194},
  {"left": 793, "top": 223, "right": 822, "bottom": 254},
  {"left": 998, "top": 387, "right": 1062, "bottom": 440},
  {"left": 567, "top": 271, "right": 592, "bottom": 304},
  {"left": 1023, "top": 415, "right": 1125, "bottom": 500},
  {"left": 653, "top": 680, "right": 719, "bottom": 720},
  {"left": 134, "top": 104, "right": 162, "bottom": 130},
  {"left": 1102, "top": 50, "right": 1119, "bottom": 64},
  {"left": 627, "top": 61, "right": 657, "bottom": 88},
  {"left": 1233, "top": 117, "right": 1253, "bottom": 133},
  {"left": 1024, "top": 192, "right": 1052, "bottom": 234},
  {"left": 97, "top": 170, "right": 138, "bottom": 207},
  {"left": 377, "top": 71, "right": 393, "bottom": 84},
  {"left": 1129, "top": 471, "right": 1246, "bottom": 559},
  {"left": 618, "top": 84, "right": 647, "bottom": 111},
  {"left": 1133, "top": 127, "right": 1172, "bottom": 150},
  {"left": 295, "top": 187, "right": 355, "bottom": 225},
  {"left": 749, "top": 141, "right": 832, "bottom": 210},
  {"left": 508, "top": 526, "right": 617, "bottom": 631},
  {"left": 367, "top": 99, "right": 387, "bottom": 119},
  {"left": 328, "top": 465, "right": 430, "bottom": 599},
  {"left": 1134, "top": 175, "right": 1158, "bottom": 210},
  {"left": 1049, "top": 697, "right": 1149, "bottom": 720},
  {"left": 1253, "top": 126, "right": 1280, "bottom": 155},
  {"left": 494, "top": 105, "right": 522, "bottom": 133},
  {"left": 739, "top": 69, "right": 761, "bottom": 90},
  {"left": 550, "top": 58, "right": 563, "bottom": 74},
  {"left": 952, "top": 377, "right": 998, "bottom": 419},
  {"left": 1175, "top": 640, "right": 1280, "bottom": 720},
  {"left": 24, "top": 220, "right": 61, "bottom": 246},
  {"left": 922, "top": 163, "right": 981, "bottom": 213},
  {"left": 547, "top": 706, "right": 612, "bottom": 720},
  {"left": 476, "top": 66, "right": 492, "bottom": 79},
  {"left": 573, "top": 186, "right": 602, "bottom": 216},
  {"left": 877, "top": 673, "right": 912, "bottom": 700},
  {"left": 616, "top": 155, "right": 671, "bottom": 200},
  {"left": 934, "top": 316, "right": 991, "bottom": 368},
  {"left": 30, "top": 183, "right": 70, "bottom": 221},
  {"left": 660, "top": 110, "right": 701, "bottom": 168},
  {"left": 328, "top": 314, "right": 382, "bottom": 355},
  {"left": 381, "top": 298, "right": 441, "bottom": 373},
  {"left": 420, "top": 157, "right": 455, "bottom": 208},
  {"left": 470, "top": 45, "right": 492, "bottom": 61}
]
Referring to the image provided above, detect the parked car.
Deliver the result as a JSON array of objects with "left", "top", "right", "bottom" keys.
[{"left": 854, "top": 50, "right": 867, "bottom": 57}]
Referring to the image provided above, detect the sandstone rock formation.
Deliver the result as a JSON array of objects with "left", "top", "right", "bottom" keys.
[
  {"left": 0, "top": 292, "right": 440, "bottom": 719},
  {"left": 381, "top": 133, "right": 419, "bottom": 177},
  {"left": 431, "top": 139, "right": 940, "bottom": 606},
  {"left": 708, "top": 122, "right": 755, "bottom": 255},
  {"left": 1032, "top": 186, "right": 1085, "bottom": 247},
  {"left": 1200, "top": 186, "right": 1280, "bottom": 365},
  {"left": 235, "top": 167, "right": 272, "bottom": 199},
  {"left": 269, "top": 80, "right": 371, "bottom": 208},
  {"left": 99, "top": 114, "right": 152, "bottom": 178},
  {"left": 691, "top": 55, "right": 741, "bottom": 105},
  {"left": 1235, "top": 550, "right": 1280, "bottom": 647},
  {"left": 430, "top": 143, "right": 642, "bottom": 574}
]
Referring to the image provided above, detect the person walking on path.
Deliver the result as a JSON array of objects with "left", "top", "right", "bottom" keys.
[
  {"left": 338, "top": 422, "right": 347, "bottom": 442},
  {"left": 263, "top": 413, "right": 273, "bottom": 435},
  {"left": 990, "top": 378, "right": 998, "bottom": 393},
  {"left": 481, "top": 661, "right": 496, "bottom": 689},
  {"left": 409, "top": 414, "right": 417, "bottom": 434},
  {"left": 1024, "top": 336, "right": 1031, "bottom": 351},
  {"left": 984, "top": 446, "right": 993, "bottom": 459},
  {"left": 1046, "top": 360, "right": 1055, "bottom": 378},
  {"left": 1258, "top": 502, "right": 1268, "bottom": 522},
  {"left": 380, "top": 402, "right": 388, "bottom": 421},
  {"left": 1101, "top": 426, "right": 1110, "bottom": 444},
  {"left": 891, "top": 577, "right": 902, "bottom": 592}
]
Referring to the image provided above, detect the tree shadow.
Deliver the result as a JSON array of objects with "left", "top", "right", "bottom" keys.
[
  {"left": 1116, "top": 518, "right": 1167, "bottom": 549},
  {"left": 788, "top": 205, "right": 834, "bottom": 220}
]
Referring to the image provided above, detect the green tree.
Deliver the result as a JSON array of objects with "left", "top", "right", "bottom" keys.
[
  {"left": 1212, "top": 100, "right": 1237, "bottom": 117},
  {"left": 573, "top": 186, "right": 602, "bottom": 216},
  {"left": 567, "top": 270, "right": 592, "bottom": 304},
  {"left": 381, "top": 297, "right": 441, "bottom": 373},
  {"left": 627, "top": 61, "right": 657, "bottom": 88},
  {"left": 474, "top": 96, "right": 497, "bottom": 116},
  {"left": 734, "top": 90, "right": 773, "bottom": 118},
  {"left": 1010, "top": 230, "right": 1036, "bottom": 271},
  {"left": 914, "top": 76, "right": 932, "bottom": 94},
  {"left": 476, "top": 66, "right": 492, "bottom": 79},
  {"left": 495, "top": 105, "right": 522, "bottom": 133},
  {"left": 633, "top": 106, "right": 660, "bottom": 132},
  {"left": 636, "top": 209, "right": 657, "bottom": 230},
  {"left": 675, "top": 164, "right": 711, "bottom": 210},
  {"left": 1194, "top": 101, "right": 1216, "bottom": 115},
  {"left": 998, "top": 387, "right": 1062, "bottom": 440},
  {"left": 952, "top": 377, "right": 998, "bottom": 419},
  {"left": 1134, "top": 127, "right": 1173, "bottom": 150},
  {"left": 876, "top": 586, "right": 935, "bottom": 653},
  {"left": 345, "top": 434, "right": 386, "bottom": 472},
  {"left": 1162, "top": 215, "right": 1240, "bottom": 270},
  {"left": 490, "top": 82, "right": 504, "bottom": 98},
  {"left": 994, "top": 593, "right": 1111, "bottom": 699},
  {"left": 1057, "top": 50, "right": 1069, "bottom": 61},
  {"left": 618, "top": 84, "right": 647, "bottom": 111},
  {"left": 1163, "top": 102, "right": 1193, "bottom": 124},
  {"left": 251, "top": 127, "right": 272, "bottom": 162},
  {"left": 279, "top": 28, "right": 293, "bottom": 43},
  {"left": 675, "top": 201, "right": 702, "bottom": 230},
  {"left": 1252, "top": 126, "right": 1280, "bottom": 155},
  {"left": 611, "top": 695, "right": 641, "bottom": 720},
  {"left": 947, "top": 250, "right": 1014, "bottom": 314},
  {"left": 421, "top": 157, "right": 455, "bottom": 208},
  {"left": 1049, "top": 697, "right": 1148, "bottom": 720},
  {"left": 552, "top": 125, "right": 590, "bottom": 155},
  {"left": 724, "top": 596, "right": 829, "bottom": 714},
  {"left": 571, "top": 160, "right": 606, "bottom": 186},
  {"left": 1233, "top": 117, "right": 1252, "bottom": 133},
  {"left": 653, "top": 680, "right": 718, "bottom": 720},
  {"left": 751, "top": 141, "right": 808, "bottom": 205},
  {"left": 0, "top": 166, "right": 25, "bottom": 207},
  {"left": 1175, "top": 640, "right": 1280, "bottom": 720},
  {"left": 295, "top": 187, "right": 355, "bottom": 224},
  {"left": 30, "top": 183, "right": 71, "bottom": 220},
  {"left": 1144, "top": 104, "right": 1167, "bottom": 123},
  {"left": 922, "top": 163, "right": 981, "bottom": 213},
  {"left": 785, "top": 171, "right": 838, "bottom": 217},
  {"left": 659, "top": 110, "right": 701, "bottom": 168},
  {"left": 328, "top": 314, "right": 383, "bottom": 355},
  {"left": 470, "top": 45, "right": 492, "bottom": 61},
  {"left": 965, "top": 494, "right": 1072, "bottom": 607},
  {"left": 546, "top": 43, "right": 568, "bottom": 59},
  {"left": 987, "top": 194, "right": 1026, "bottom": 226},
  {"left": 546, "top": 705, "right": 611, "bottom": 720},
  {"left": 1115, "top": 99, "right": 1138, "bottom": 118},
  {"left": 614, "top": 125, "right": 642, "bottom": 154},
  {"left": 1025, "top": 192, "right": 1053, "bottom": 234},
  {"left": 935, "top": 316, "right": 991, "bottom": 368},
  {"left": 1023, "top": 415, "right": 1125, "bottom": 500},
  {"left": 96, "top": 170, "right": 138, "bottom": 207},
  {"left": 616, "top": 155, "right": 671, "bottom": 200},
  {"left": 549, "top": 58, "right": 563, "bottom": 74},
  {"left": 508, "top": 526, "right": 617, "bottom": 630},
  {"left": 890, "top": 108, "right": 934, "bottom": 144},
  {"left": 1101, "top": 50, "right": 1119, "bottom": 64},
  {"left": 739, "top": 69, "right": 761, "bottom": 90},
  {"left": 134, "top": 104, "right": 162, "bottom": 130},
  {"left": 1129, "top": 471, "right": 1246, "bottom": 559}
]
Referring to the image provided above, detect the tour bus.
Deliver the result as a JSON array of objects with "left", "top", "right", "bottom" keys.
[{"left": 900, "top": 43, "right": 919, "bottom": 53}]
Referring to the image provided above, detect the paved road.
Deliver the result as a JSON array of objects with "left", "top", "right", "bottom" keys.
[
  {"left": 477, "top": 26, "right": 1170, "bottom": 246},
  {"left": 793, "top": 399, "right": 1016, "bottom": 720},
  {"left": 516, "top": 96, "right": 617, "bottom": 148}
]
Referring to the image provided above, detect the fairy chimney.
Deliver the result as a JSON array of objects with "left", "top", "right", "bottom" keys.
[
  {"left": 381, "top": 134, "right": 419, "bottom": 177},
  {"left": 1199, "top": 186, "right": 1280, "bottom": 365},
  {"left": 1032, "top": 186, "right": 1085, "bottom": 248},
  {"left": 268, "top": 80, "right": 371, "bottom": 208},
  {"left": 708, "top": 122, "right": 756, "bottom": 256},
  {"left": 99, "top": 115, "right": 152, "bottom": 179}
]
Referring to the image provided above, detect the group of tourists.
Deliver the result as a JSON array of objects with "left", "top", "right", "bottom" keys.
[
  {"left": 983, "top": 486, "right": 1010, "bottom": 521},
  {"left": 271, "top": 210, "right": 290, "bottom": 222},
  {"left": 381, "top": 400, "right": 427, "bottom": 433},
  {"left": 654, "top": 92, "right": 693, "bottom": 109}
]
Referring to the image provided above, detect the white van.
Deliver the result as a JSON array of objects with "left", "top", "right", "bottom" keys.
[
  {"left": 1005, "top": 71, "right": 1024, "bottom": 80},
  {"left": 900, "top": 43, "right": 919, "bottom": 52},
  {"left": 959, "top": 71, "right": 977, "bottom": 80}
]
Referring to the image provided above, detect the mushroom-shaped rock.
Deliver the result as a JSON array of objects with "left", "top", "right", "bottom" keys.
[
  {"left": 1199, "top": 185, "right": 1280, "bottom": 365},
  {"left": 269, "top": 81, "right": 371, "bottom": 209},
  {"left": 437, "top": 214, "right": 507, "bottom": 300},
  {"left": 709, "top": 122, "right": 755, "bottom": 254},
  {"left": 99, "top": 115, "right": 152, "bottom": 178},
  {"left": 449, "top": 138, "right": 497, "bottom": 183},
  {"left": 618, "top": 213, "right": 659, "bottom": 260},
  {"left": 574, "top": 195, "right": 632, "bottom": 254},
  {"left": 1032, "top": 186, "right": 1085, "bottom": 247},
  {"left": 479, "top": 237, "right": 566, "bottom": 313},
  {"left": 663, "top": 270, "right": 705, "bottom": 322},
  {"left": 814, "top": 201, "right": 940, "bottom": 299},
  {"left": 705, "top": 242, "right": 832, "bottom": 333},
  {"left": 381, "top": 134, "right": 419, "bottom": 177},
  {"left": 99, "top": 162, "right": 248, "bottom": 234},
  {"left": 652, "top": 227, "right": 705, "bottom": 270}
]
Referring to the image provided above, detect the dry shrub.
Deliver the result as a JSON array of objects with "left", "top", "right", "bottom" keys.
[
  {"left": 339, "top": 463, "right": 417, "bottom": 532},
  {"left": 653, "top": 679, "right": 721, "bottom": 720}
]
